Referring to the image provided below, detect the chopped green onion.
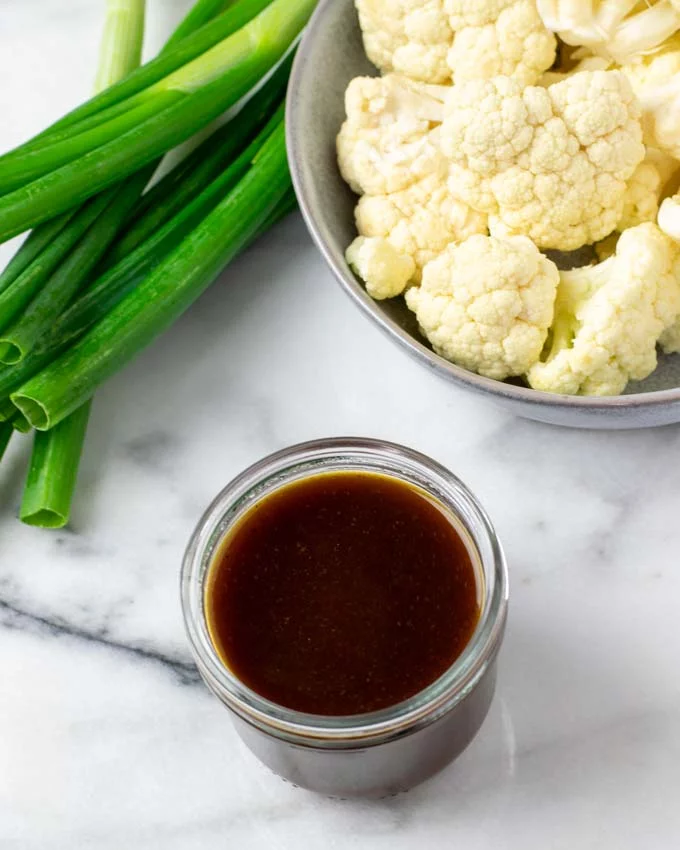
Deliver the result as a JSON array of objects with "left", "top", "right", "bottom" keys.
[
  {"left": 20, "top": 401, "right": 91, "bottom": 527},
  {"left": 12, "top": 118, "right": 290, "bottom": 430}
]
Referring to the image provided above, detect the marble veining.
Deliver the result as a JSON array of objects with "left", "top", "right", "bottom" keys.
[{"left": 1, "top": 2, "right": 680, "bottom": 847}]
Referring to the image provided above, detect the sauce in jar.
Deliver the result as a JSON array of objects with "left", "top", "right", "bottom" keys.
[{"left": 205, "top": 471, "right": 480, "bottom": 716}]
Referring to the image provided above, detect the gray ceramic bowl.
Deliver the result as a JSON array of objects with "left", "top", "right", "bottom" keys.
[{"left": 286, "top": 0, "right": 680, "bottom": 429}]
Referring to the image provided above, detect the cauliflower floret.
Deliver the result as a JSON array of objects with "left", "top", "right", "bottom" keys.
[
  {"left": 536, "top": 0, "right": 680, "bottom": 64},
  {"left": 336, "top": 75, "right": 447, "bottom": 197},
  {"left": 355, "top": 0, "right": 556, "bottom": 85},
  {"left": 406, "top": 233, "right": 560, "bottom": 379},
  {"left": 346, "top": 236, "right": 416, "bottom": 300},
  {"left": 440, "top": 70, "right": 646, "bottom": 250},
  {"left": 355, "top": 0, "right": 454, "bottom": 84},
  {"left": 528, "top": 223, "right": 680, "bottom": 396},
  {"left": 354, "top": 173, "right": 488, "bottom": 283},
  {"left": 619, "top": 160, "right": 664, "bottom": 230},
  {"left": 657, "top": 191, "right": 680, "bottom": 351},
  {"left": 620, "top": 36, "right": 680, "bottom": 160},
  {"left": 447, "top": 0, "right": 557, "bottom": 85}
]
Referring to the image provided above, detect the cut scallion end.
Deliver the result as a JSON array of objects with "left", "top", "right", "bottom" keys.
[{"left": 19, "top": 401, "right": 91, "bottom": 528}]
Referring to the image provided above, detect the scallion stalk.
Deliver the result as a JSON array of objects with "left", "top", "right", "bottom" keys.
[
  {"left": 0, "top": 0, "right": 313, "bottom": 241},
  {"left": 12, "top": 119, "right": 290, "bottom": 430},
  {"left": 15, "top": 0, "right": 149, "bottom": 528},
  {"left": 0, "top": 191, "right": 115, "bottom": 334},
  {"left": 19, "top": 401, "right": 91, "bottom": 527},
  {"left": 0, "top": 422, "right": 12, "bottom": 462},
  {"left": 10, "top": 409, "right": 31, "bottom": 434},
  {"left": 94, "top": 0, "right": 146, "bottom": 92},
  {"left": 0, "top": 171, "right": 149, "bottom": 363},
  {"left": 0, "top": 80, "right": 289, "bottom": 403},
  {"left": 18, "top": 0, "right": 272, "bottom": 151}
]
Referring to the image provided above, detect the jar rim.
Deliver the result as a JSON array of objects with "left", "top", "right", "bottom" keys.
[{"left": 181, "top": 438, "right": 509, "bottom": 747}]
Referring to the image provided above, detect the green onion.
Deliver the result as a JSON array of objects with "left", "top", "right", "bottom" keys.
[
  {"left": 0, "top": 172, "right": 149, "bottom": 363},
  {"left": 0, "top": 0, "right": 239, "bottom": 303},
  {"left": 19, "top": 401, "right": 91, "bottom": 527},
  {"left": 12, "top": 118, "right": 290, "bottom": 430},
  {"left": 0, "top": 77, "right": 289, "bottom": 403},
  {"left": 10, "top": 409, "right": 31, "bottom": 434},
  {"left": 15, "top": 0, "right": 148, "bottom": 528},
  {"left": 0, "top": 191, "right": 113, "bottom": 335},
  {"left": 19, "top": 0, "right": 272, "bottom": 151},
  {"left": 109, "top": 51, "right": 292, "bottom": 262},
  {"left": 0, "top": 211, "right": 77, "bottom": 295},
  {"left": 0, "top": 0, "right": 311, "bottom": 242},
  {"left": 0, "top": 183, "right": 295, "bottom": 407},
  {"left": 0, "top": 422, "right": 12, "bottom": 462},
  {"left": 166, "top": 0, "right": 239, "bottom": 47},
  {"left": 0, "top": 398, "right": 16, "bottom": 422},
  {"left": 94, "top": 0, "right": 146, "bottom": 92}
]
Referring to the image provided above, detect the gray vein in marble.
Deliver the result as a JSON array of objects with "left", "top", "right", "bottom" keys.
[{"left": 0, "top": 597, "right": 200, "bottom": 686}]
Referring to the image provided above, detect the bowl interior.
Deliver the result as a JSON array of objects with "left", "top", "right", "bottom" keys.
[{"left": 287, "top": 0, "right": 680, "bottom": 410}]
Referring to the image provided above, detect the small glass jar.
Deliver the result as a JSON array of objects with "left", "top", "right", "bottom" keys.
[{"left": 181, "top": 438, "right": 508, "bottom": 798}]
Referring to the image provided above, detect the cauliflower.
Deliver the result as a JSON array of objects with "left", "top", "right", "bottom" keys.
[
  {"left": 619, "top": 35, "right": 680, "bottom": 160},
  {"left": 528, "top": 223, "right": 680, "bottom": 396},
  {"left": 355, "top": 0, "right": 454, "bottom": 84},
  {"left": 355, "top": 0, "right": 556, "bottom": 85},
  {"left": 658, "top": 190, "right": 680, "bottom": 241},
  {"left": 657, "top": 191, "right": 680, "bottom": 350},
  {"left": 336, "top": 74, "right": 447, "bottom": 197},
  {"left": 346, "top": 236, "right": 415, "bottom": 300},
  {"left": 440, "top": 70, "right": 646, "bottom": 250},
  {"left": 338, "top": 76, "right": 488, "bottom": 290},
  {"left": 536, "top": 0, "right": 680, "bottom": 64},
  {"left": 619, "top": 160, "right": 665, "bottom": 230},
  {"left": 406, "top": 234, "right": 560, "bottom": 379},
  {"left": 446, "top": 0, "right": 558, "bottom": 85},
  {"left": 354, "top": 173, "right": 488, "bottom": 283}
]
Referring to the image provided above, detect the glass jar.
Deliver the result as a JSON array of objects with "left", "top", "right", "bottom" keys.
[{"left": 181, "top": 438, "right": 509, "bottom": 798}]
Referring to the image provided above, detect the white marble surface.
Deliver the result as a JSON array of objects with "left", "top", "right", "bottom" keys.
[{"left": 2, "top": 2, "right": 680, "bottom": 847}]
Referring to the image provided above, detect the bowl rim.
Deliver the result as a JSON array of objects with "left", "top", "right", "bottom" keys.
[{"left": 285, "top": 0, "right": 680, "bottom": 416}]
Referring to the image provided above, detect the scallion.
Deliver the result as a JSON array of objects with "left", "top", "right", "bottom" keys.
[{"left": 12, "top": 119, "right": 290, "bottom": 430}]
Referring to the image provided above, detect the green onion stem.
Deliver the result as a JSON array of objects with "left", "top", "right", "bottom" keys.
[
  {"left": 6, "top": 0, "right": 273, "bottom": 155},
  {"left": 0, "top": 211, "right": 77, "bottom": 295},
  {"left": 164, "top": 0, "right": 239, "bottom": 49},
  {"left": 0, "top": 397, "right": 16, "bottom": 422},
  {"left": 16, "top": 0, "right": 148, "bottom": 529},
  {"left": 0, "top": 89, "right": 288, "bottom": 401},
  {"left": 0, "top": 191, "right": 115, "bottom": 334},
  {"left": 0, "top": 0, "right": 312, "bottom": 241},
  {"left": 20, "top": 401, "right": 91, "bottom": 527},
  {"left": 110, "top": 52, "right": 292, "bottom": 261},
  {"left": 94, "top": 0, "right": 146, "bottom": 91},
  {"left": 0, "top": 421, "right": 12, "bottom": 461},
  {"left": 12, "top": 119, "right": 290, "bottom": 430},
  {"left": 10, "top": 409, "right": 31, "bottom": 434},
  {"left": 0, "top": 171, "right": 150, "bottom": 364}
]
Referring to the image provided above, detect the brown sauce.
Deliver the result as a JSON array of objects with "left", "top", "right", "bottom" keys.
[{"left": 205, "top": 471, "right": 480, "bottom": 716}]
